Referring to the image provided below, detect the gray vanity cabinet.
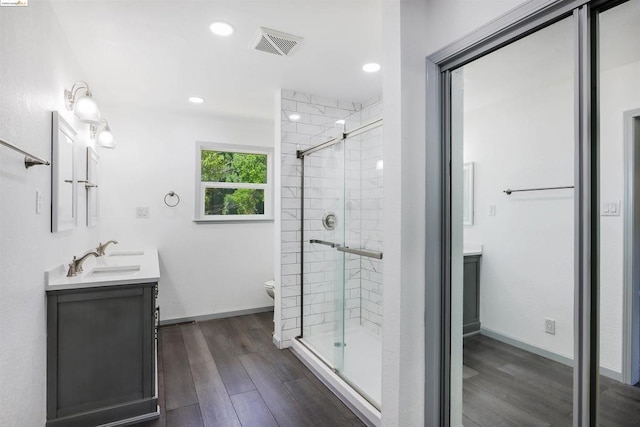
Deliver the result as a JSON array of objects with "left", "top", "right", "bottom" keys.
[
  {"left": 463, "top": 255, "right": 481, "bottom": 334},
  {"left": 46, "top": 283, "right": 158, "bottom": 427}
]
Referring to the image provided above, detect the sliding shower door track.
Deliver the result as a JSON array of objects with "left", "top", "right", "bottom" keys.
[
  {"left": 295, "top": 336, "right": 338, "bottom": 372},
  {"left": 296, "top": 118, "right": 383, "bottom": 158}
]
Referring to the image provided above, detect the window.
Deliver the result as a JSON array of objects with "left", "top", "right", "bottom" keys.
[{"left": 195, "top": 143, "right": 273, "bottom": 221}]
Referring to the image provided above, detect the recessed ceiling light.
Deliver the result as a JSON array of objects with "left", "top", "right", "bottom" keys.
[
  {"left": 289, "top": 114, "right": 301, "bottom": 121},
  {"left": 210, "top": 21, "right": 234, "bottom": 36},
  {"left": 362, "top": 62, "right": 381, "bottom": 73},
  {"left": 189, "top": 97, "right": 204, "bottom": 104},
  {"left": 335, "top": 119, "right": 346, "bottom": 125}
]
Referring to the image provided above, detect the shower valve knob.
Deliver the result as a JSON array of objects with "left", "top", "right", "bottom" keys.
[{"left": 322, "top": 212, "right": 337, "bottom": 230}]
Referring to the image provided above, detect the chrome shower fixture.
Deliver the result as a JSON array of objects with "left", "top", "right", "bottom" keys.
[{"left": 322, "top": 212, "right": 337, "bottom": 230}]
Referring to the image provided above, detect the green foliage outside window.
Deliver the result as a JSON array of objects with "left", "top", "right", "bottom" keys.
[{"left": 201, "top": 150, "right": 267, "bottom": 215}]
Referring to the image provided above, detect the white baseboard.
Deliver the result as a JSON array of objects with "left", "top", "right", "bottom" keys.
[
  {"left": 272, "top": 334, "right": 282, "bottom": 348},
  {"left": 601, "top": 366, "right": 624, "bottom": 382},
  {"left": 159, "top": 306, "right": 274, "bottom": 326},
  {"left": 479, "top": 327, "right": 623, "bottom": 382}
]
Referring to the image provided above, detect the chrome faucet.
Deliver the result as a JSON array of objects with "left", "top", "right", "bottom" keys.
[
  {"left": 96, "top": 240, "right": 118, "bottom": 256},
  {"left": 66, "top": 251, "right": 100, "bottom": 277}
]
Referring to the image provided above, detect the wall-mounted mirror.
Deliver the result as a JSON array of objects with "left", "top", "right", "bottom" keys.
[
  {"left": 86, "top": 147, "right": 99, "bottom": 227},
  {"left": 463, "top": 162, "right": 474, "bottom": 225},
  {"left": 51, "top": 111, "right": 77, "bottom": 232}
]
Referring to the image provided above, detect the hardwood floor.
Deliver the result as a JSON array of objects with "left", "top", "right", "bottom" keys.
[
  {"left": 464, "top": 334, "right": 640, "bottom": 427},
  {"left": 136, "top": 312, "right": 640, "bottom": 426},
  {"left": 138, "top": 311, "right": 365, "bottom": 427}
]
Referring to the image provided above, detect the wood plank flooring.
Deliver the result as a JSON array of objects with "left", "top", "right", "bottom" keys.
[
  {"left": 137, "top": 312, "right": 640, "bottom": 426},
  {"left": 138, "top": 311, "right": 365, "bottom": 427},
  {"left": 464, "top": 334, "right": 640, "bottom": 427}
]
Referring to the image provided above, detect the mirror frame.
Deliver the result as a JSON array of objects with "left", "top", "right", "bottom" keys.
[{"left": 51, "top": 111, "right": 78, "bottom": 232}]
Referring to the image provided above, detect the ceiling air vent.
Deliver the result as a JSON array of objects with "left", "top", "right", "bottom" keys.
[{"left": 250, "top": 27, "right": 303, "bottom": 56}]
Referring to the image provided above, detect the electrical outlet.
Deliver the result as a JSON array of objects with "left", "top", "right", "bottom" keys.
[
  {"left": 545, "top": 318, "right": 556, "bottom": 335},
  {"left": 136, "top": 207, "right": 149, "bottom": 219},
  {"left": 489, "top": 205, "right": 496, "bottom": 216}
]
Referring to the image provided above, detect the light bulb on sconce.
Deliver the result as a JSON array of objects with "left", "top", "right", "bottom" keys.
[
  {"left": 91, "top": 119, "right": 115, "bottom": 149},
  {"left": 64, "top": 81, "right": 101, "bottom": 124}
]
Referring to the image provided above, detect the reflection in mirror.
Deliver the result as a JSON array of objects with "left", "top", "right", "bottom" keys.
[
  {"left": 598, "top": 0, "right": 640, "bottom": 421},
  {"left": 51, "top": 111, "right": 77, "bottom": 232},
  {"left": 451, "top": 17, "right": 575, "bottom": 426},
  {"left": 86, "top": 147, "right": 99, "bottom": 227}
]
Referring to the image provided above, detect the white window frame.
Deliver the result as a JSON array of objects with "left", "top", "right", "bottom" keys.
[{"left": 194, "top": 142, "right": 273, "bottom": 222}]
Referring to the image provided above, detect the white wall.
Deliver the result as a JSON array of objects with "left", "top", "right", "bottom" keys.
[
  {"left": 98, "top": 107, "right": 275, "bottom": 321},
  {"left": 424, "top": 0, "right": 526, "bottom": 53},
  {"left": 0, "top": 2, "right": 102, "bottom": 425},
  {"left": 463, "top": 77, "right": 575, "bottom": 359},
  {"left": 381, "top": 1, "right": 427, "bottom": 425},
  {"left": 598, "top": 61, "right": 640, "bottom": 373}
]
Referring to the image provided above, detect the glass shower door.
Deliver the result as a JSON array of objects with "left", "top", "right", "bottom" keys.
[
  {"left": 302, "top": 137, "right": 346, "bottom": 372},
  {"left": 300, "top": 114, "right": 384, "bottom": 408},
  {"left": 340, "top": 123, "right": 384, "bottom": 407}
]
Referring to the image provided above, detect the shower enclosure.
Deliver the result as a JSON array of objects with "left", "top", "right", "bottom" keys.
[{"left": 296, "top": 117, "right": 383, "bottom": 408}]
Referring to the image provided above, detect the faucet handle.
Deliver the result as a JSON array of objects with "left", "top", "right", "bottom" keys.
[{"left": 66, "top": 256, "right": 78, "bottom": 277}]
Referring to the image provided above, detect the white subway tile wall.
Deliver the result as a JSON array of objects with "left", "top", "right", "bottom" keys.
[
  {"left": 279, "top": 89, "right": 383, "bottom": 347},
  {"left": 347, "top": 118, "right": 383, "bottom": 336}
]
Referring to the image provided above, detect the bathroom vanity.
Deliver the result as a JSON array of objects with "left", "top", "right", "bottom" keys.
[
  {"left": 463, "top": 247, "right": 482, "bottom": 335},
  {"left": 45, "top": 250, "right": 160, "bottom": 427}
]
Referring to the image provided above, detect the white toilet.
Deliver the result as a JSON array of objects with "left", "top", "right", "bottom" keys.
[{"left": 264, "top": 280, "right": 275, "bottom": 299}]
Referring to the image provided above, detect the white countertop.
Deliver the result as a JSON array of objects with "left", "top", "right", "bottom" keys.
[
  {"left": 45, "top": 248, "right": 160, "bottom": 291},
  {"left": 464, "top": 244, "right": 483, "bottom": 256}
]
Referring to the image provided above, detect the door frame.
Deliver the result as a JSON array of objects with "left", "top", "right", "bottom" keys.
[
  {"left": 623, "top": 108, "right": 640, "bottom": 385},
  {"left": 422, "top": 0, "right": 625, "bottom": 425}
]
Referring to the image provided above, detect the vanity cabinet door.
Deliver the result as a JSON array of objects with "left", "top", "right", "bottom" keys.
[
  {"left": 463, "top": 255, "right": 481, "bottom": 334},
  {"left": 46, "top": 283, "right": 157, "bottom": 426}
]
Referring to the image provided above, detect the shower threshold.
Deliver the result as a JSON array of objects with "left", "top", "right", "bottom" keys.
[{"left": 292, "top": 335, "right": 381, "bottom": 427}]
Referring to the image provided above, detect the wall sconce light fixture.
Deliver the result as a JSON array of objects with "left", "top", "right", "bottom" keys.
[
  {"left": 91, "top": 119, "right": 115, "bottom": 149},
  {"left": 64, "top": 81, "right": 101, "bottom": 124}
]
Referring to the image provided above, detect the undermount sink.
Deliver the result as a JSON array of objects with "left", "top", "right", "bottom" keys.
[
  {"left": 108, "top": 250, "right": 145, "bottom": 257},
  {"left": 88, "top": 265, "right": 141, "bottom": 276},
  {"left": 45, "top": 248, "right": 159, "bottom": 291}
]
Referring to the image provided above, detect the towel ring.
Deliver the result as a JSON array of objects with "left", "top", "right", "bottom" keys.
[{"left": 164, "top": 191, "right": 180, "bottom": 207}]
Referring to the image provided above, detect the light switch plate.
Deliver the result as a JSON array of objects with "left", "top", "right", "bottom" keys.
[
  {"left": 136, "top": 207, "right": 149, "bottom": 218},
  {"left": 36, "top": 190, "right": 42, "bottom": 214},
  {"left": 601, "top": 200, "right": 621, "bottom": 216}
]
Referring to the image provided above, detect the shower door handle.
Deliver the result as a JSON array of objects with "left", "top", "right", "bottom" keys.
[
  {"left": 337, "top": 246, "right": 383, "bottom": 260},
  {"left": 311, "top": 240, "right": 383, "bottom": 259},
  {"left": 309, "top": 239, "right": 341, "bottom": 248}
]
